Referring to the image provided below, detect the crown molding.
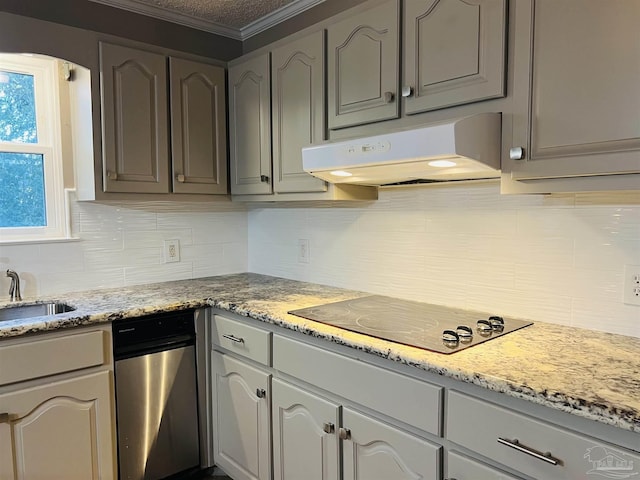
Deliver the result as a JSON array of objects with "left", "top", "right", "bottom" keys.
[
  {"left": 88, "top": 0, "right": 325, "bottom": 41},
  {"left": 240, "top": 0, "right": 325, "bottom": 39}
]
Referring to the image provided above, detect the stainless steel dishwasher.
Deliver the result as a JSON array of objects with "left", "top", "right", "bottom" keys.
[{"left": 113, "top": 310, "right": 201, "bottom": 480}]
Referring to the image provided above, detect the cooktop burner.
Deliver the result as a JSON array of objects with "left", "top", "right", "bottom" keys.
[{"left": 288, "top": 295, "right": 533, "bottom": 354}]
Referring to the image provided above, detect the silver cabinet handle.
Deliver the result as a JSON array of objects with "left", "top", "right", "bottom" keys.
[
  {"left": 256, "top": 388, "right": 266, "bottom": 399},
  {"left": 383, "top": 91, "right": 394, "bottom": 103},
  {"left": 497, "top": 437, "right": 560, "bottom": 466},
  {"left": 401, "top": 85, "right": 413, "bottom": 97},
  {"left": 222, "top": 334, "right": 244, "bottom": 344},
  {"left": 338, "top": 427, "right": 351, "bottom": 440},
  {"left": 509, "top": 147, "right": 525, "bottom": 160},
  {"left": 0, "top": 413, "right": 10, "bottom": 423},
  {"left": 323, "top": 422, "right": 335, "bottom": 434},
  {"left": 260, "top": 175, "right": 269, "bottom": 183},
  {"left": 176, "top": 174, "right": 186, "bottom": 183},
  {"left": 107, "top": 170, "right": 118, "bottom": 180}
]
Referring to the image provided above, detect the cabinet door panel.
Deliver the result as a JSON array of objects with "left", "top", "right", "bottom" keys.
[
  {"left": 404, "top": 0, "right": 506, "bottom": 114},
  {"left": 342, "top": 407, "right": 440, "bottom": 480},
  {"left": 100, "top": 42, "right": 169, "bottom": 193},
  {"left": 272, "top": 31, "right": 327, "bottom": 193},
  {"left": 272, "top": 379, "right": 340, "bottom": 480},
  {"left": 170, "top": 58, "right": 227, "bottom": 195},
  {"left": 507, "top": 0, "right": 640, "bottom": 185},
  {"left": 328, "top": 0, "right": 399, "bottom": 129},
  {"left": 229, "top": 54, "right": 272, "bottom": 195},
  {"left": 212, "top": 352, "right": 271, "bottom": 480},
  {"left": 0, "top": 371, "right": 115, "bottom": 480}
]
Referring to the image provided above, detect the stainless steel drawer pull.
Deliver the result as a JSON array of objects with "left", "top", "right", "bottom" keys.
[
  {"left": 338, "top": 427, "right": 351, "bottom": 440},
  {"left": 222, "top": 334, "right": 244, "bottom": 344},
  {"left": 256, "top": 388, "right": 266, "bottom": 399},
  {"left": 323, "top": 422, "right": 335, "bottom": 434},
  {"left": 497, "top": 437, "right": 560, "bottom": 465}
]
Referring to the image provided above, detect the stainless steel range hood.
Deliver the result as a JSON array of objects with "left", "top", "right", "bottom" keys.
[{"left": 302, "top": 113, "right": 501, "bottom": 186}]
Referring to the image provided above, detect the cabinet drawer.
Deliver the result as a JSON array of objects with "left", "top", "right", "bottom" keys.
[
  {"left": 447, "top": 391, "right": 640, "bottom": 479},
  {"left": 273, "top": 335, "right": 442, "bottom": 435},
  {"left": 0, "top": 330, "right": 106, "bottom": 386},
  {"left": 447, "top": 451, "right": 522, "bottom": 480},
  {"left": 212, "top": 315, "right": 272, "bottom": 366}
]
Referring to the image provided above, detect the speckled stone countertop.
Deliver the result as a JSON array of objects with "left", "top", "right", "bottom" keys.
[{"left": 1, "top": 273, "right": 639, "bottom": 434}]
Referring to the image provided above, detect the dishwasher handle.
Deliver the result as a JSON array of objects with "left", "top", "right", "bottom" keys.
[{"left": 114, "top": 334, "right": 195, "bottom": 360}]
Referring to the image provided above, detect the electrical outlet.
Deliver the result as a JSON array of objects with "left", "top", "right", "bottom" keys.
[
  {"left": 164, "top": 239, "right": 180, "bottom": 263},
  {"left": 298, "top": 239, "right": 310, "bottom": 264},
  {"left": 623, "top": 264, "right": 640, "bottom": 306}
]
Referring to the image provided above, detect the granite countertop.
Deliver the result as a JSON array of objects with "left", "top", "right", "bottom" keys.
[{"left": 1, "top": 273, "right": 639, "bottom": 434}]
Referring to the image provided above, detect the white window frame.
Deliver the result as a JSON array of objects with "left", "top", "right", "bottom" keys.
[{"left": 0, "top": 54, "right": 69, "bottom": 243}]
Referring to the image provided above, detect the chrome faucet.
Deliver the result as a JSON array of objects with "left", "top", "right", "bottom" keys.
[{"left": 6, "top": 270, "right": 22, "bottom": 301}]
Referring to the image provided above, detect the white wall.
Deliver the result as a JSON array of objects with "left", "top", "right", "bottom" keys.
[
  {"left": 0, "top": 197, "right": 248, "bottom": 298},
  {"left": 248, "top": 182, "right": 640, "bottom": 338}
]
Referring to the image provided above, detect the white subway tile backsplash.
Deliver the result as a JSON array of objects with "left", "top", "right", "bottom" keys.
[
  {"left": 1, "top": 198, "right": 248, "bottom": 300},
  {"left": 248, "top": 183, "right": 640, "bottom": 337}
]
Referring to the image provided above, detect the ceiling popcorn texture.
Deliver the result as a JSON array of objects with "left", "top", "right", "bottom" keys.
[{"left": 135, "top": 0, "right": 298, "bottom": 28}]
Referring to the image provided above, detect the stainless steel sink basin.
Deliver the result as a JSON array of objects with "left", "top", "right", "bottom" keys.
[{"left": 0, "top": 302, "right": 76, "bottom": 322}]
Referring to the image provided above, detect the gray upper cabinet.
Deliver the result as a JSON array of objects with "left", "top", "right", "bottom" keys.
[
  {"left": 327, "top": 0, "right": 400, "bottom": 130},
  {"left": 505, "top": 0, "right": 640, "bottom": 192},
  {"left": 170, "top": 58, "right": 227, "bottom": 195},
  {"left": 403, "top": 0, "right": 506, "bottom": 115},
  {"left": 99, "top": 42, "right": 228, "bottom": 196},
  {"left": 271, "top": 30, "right": 327, "bottom": 194},
  {"left": 229, "top": 53, "right": 273, "bottom": 195},
  {"left": 100, "top": 43, "right": 169, "bottom": 193}
]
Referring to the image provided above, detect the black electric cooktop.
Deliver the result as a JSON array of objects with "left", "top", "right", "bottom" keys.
[{"left": 288, "top": 295, "right": 533, "bottom": 354}]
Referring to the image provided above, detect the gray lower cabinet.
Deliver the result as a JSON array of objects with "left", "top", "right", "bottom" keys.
[
  {"left": 99, "top": 42, "right": 228, "bottom": 196},
  {"left": 327, "top": 0, "right": 400, "bottom": 129},
  {"left": 211, "top": 352, "right": 271, "bottom": 480},
  {"left": 447, "top": 390, "right": 640, "bottom": 480},
  {"left": 0, "top": 327, "right": 115, "bottom": 480},
  {"left": 272, "top": 377, "right": 441, "bottom": 480},
  {"left": 228, "top": 53, "right": 273, "bottom": 195},
  {"left": 271, "top": 30, "right": 327, "bottom": 194},
  {"left": 403, "top": 0, "right": 506, "bottom": 115},
  {"left": 504, "top": 0, "right": 640, "bottom": 192}
]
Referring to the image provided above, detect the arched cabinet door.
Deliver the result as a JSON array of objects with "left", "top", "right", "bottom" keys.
[
  {"left": 403, "top": 0, "right": 506, "bottom": 115},
  {"left": 327, "top": 0, "right": 400, "bottom": 130},
  {"left": 212, "top": 352, "right": 271, "bottom": 480},
  {"left": 271, "top": 31, "right": 327, "bottom": 194},
  {"left": 342, "top": 407, "right": 441, "bottom": 480},
  {"left": 272, "top": 378, "right": 340, "bottom": 480},
  {"left": 169, "top": 57, "right": 227, "bottom": 195},
  {"left": 100, "top": 42, "right": 169, "bottom": 193},
  {"left": 0, "top": 371, "right": 114, "bottom": 480},
  {"left": 228, "top": 53, "right": 273, "bottom": 196}
]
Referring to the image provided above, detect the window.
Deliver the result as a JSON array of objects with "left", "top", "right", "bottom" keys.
[{"left": 0, "top": 54, "right": 67, "bottom": 242}]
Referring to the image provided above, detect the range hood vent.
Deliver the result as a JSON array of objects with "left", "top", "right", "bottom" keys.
[{"left": 302, "top": 113, "right": 501, "bottom": 186}]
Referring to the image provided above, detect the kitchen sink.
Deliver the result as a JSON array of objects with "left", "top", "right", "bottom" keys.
[{"left": 0, "top": 302, "right": 76, "bottom": 322}]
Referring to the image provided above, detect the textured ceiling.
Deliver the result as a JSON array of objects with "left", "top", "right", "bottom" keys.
[
  {"left": 90, "top": 0, "right": 324, "bottom": 38},
  {"left": 137, "top": 0, "right": 297, "bottom": 28}
]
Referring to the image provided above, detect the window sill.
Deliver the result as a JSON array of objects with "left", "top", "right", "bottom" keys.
[{"left": 0, "top": 236, "right": 81, "bottom": 246}]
